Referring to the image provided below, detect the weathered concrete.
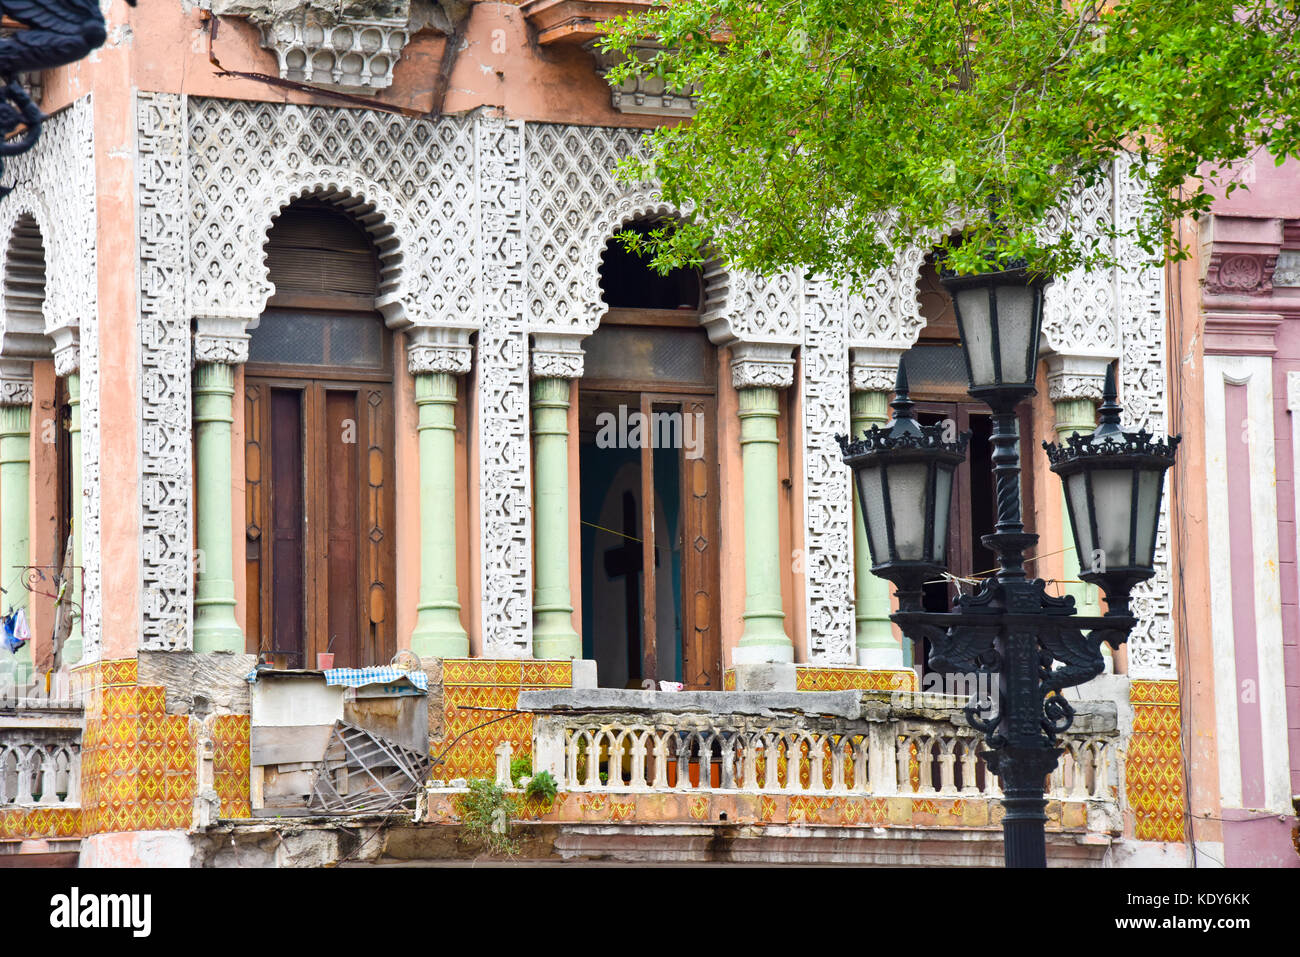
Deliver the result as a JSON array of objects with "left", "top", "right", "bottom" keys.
[
  {"left": 519, "top": 688, "right": 862, "bottom": 719},
  {"left": 137, "top": 650, "right": 257, "bottom": 717},
  {"left": 731, "top": 662, "right": 796, "bottom": 692}
]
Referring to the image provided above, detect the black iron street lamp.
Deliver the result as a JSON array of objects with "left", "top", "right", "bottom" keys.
[{"left": 838, "top": 260, "right": 1179, "bottom": 868}]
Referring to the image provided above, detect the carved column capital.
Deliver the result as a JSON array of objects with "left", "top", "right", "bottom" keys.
[
  {"left": 406, "top": 326, "right": 474, "bottom": 376},
  {"left": 531, "top": 331, "right": 586, "bottom": 380},
  {"left": 51, "top": 327, "right": 80, "bottom": 377},
  {"left": 730, "top": 341, "right": 796, "bottom": 390},
  {"left": 1042, "top": 352, "right": 1114, "bottom": 402},
  {"left": 0, "top": 358, "right": 33, "bottom": 406},
  {"left": 193, "top": 315, "right": 251, "bottom": 366},
  {"left": 849, "top": 346, "right": 904, "bottom": 394}
]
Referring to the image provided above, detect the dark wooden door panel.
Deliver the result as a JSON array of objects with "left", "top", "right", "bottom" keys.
[
  {"left": 323, "top": 388, "right": 361, "bottom": 668},
  {"left": 679, "top": 396, "right": 720, "bottom": 690},
  {"left": 269, "top": 388, "right": 305, "bottom": 664}
]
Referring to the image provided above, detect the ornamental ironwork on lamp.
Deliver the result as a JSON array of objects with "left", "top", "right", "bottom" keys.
[
  {"left": 1043, "top": 365, "right": 1180, "bottom": 618},
  {"left": 939, "top": 257, "right": 1052, "bottom": 408},
  {"left": 836, "top": 365, "right": 969, "bottom": 611}
]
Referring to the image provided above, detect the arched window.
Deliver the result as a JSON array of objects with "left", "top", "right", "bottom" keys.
[
  {"left": 244, "top": 200, "right": 396, "bottom": 670},
  {"left": 577, "top": 221, "right": 721, "bottom": 690}
]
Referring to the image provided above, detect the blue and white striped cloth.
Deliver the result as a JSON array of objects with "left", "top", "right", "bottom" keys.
[{"left": 324, "top": 666, "right": 428, "bottom": 692}]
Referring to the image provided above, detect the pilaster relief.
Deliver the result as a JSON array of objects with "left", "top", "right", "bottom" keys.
[
  {"left": 138, "top": 92, "right": 193, "bottom": 651},
  {"left": 1114, "top": 154, "right": 1175, "bottom": 678},
  {"left": 1275, "top": 250, "right": 1300, "bottom": 288}
]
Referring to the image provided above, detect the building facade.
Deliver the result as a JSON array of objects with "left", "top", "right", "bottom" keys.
[{"left": 0, "top": 0, "right": 1289, "bottom": 866}]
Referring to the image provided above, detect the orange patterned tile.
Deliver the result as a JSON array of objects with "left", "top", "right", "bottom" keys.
[{"left": 1126, "top": 679, "right": 1185, "bottom": 842}]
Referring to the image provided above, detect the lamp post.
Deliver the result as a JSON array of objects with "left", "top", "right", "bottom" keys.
[{"left": 838, "top": 260, "right": 1178, "bottom": 868}]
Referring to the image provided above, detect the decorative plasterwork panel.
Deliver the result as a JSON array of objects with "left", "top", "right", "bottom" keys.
[
  {"left": 1040, "top": 172, "right": 1119, "bottom": 358},
  {"left": 1275, "top": 250, "right": 1300, "bottom": 288},
  {"left": 845, "top": 245, "right": 927, "bottom": 350},
  {"left": 1205, "top": 251, "right": 1279, "bottom": 297},
  {"left": 800, "top": 280, "right": 855, "bottom": 662},
  {"left": 187, "top": 97, "right": 476, "bottom": 331},
  {"left": 137, "top": 92, "right": 193, "bottom": 651},
  {"left": 524, "top": 122, "right": 756, "bottom": 345},
  {"left": 213, "top": 0, "right": 415, "bottom": 90},
  {"left": 1114, "top": 156, "right": 1175, "bottom": 679},
  {"left": 0, "top": 96, "right": 99, "bottom": 659},
  {"left": 476, "top": 111, "right": 533, "bottom": 657}
]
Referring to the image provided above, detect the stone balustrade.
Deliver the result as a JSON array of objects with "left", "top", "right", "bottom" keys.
[
  {"left": 519, "top": 689, "right": 1118, "bottom": 804},
  {"left": 0, "top": 708, "right": 82, "bottom": 807}
]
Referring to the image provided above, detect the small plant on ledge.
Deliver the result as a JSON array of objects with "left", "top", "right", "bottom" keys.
[
  {"left": 456, "top": 779, "right": 521, "bottom": 857},
  {"left": 510, "top": 755, "right": 533, "bottom": 788},
  {"left": 524, "top": 769, "right": 558, "bottom": 805}
]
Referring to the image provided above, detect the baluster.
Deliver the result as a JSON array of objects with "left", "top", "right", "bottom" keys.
[
  {"left": 917, "top": 736, "right": 936, "bottom": 795},
  {"left": 565, "top": 731, "right": 580, "bottom": 789},
  {"left": 741, "top": 732, "right": 758, "bottom": 790},
  {"left": 959, "top": 739, "right": 980, "bottom": 796},
  {"left": 719, "top": 732, "right": 737, "bottom": 790},
  {"left": 650, "top": 730, "right": 669, "bottom": 789},
  {"left": 583, "top": 730, "right": 601, "bottom": 789},
  {"left": 68, "top": 747, "right": 80, "bottom": 806},
  {"left": 0, "top": 748, "right": 12, "bottom": 804},
  {"left": 937, "top": 738, "right": 957, "bottom": 795},
  {"left": 16, "top": 748, "right": 35, "bottom": 804},
  {"left": 38, "top": 748, "right": 58, "bottom": 805},
  {"left": 629, "top": 729, "right": 648, "bottom": 790},
  {"left": 1048, "top": 747, "right": 1067, "bottom": 799},
  {"left": 1070, "top": 741, "right": 1089, "bottom": 800},
  {"left": 1091, "top": 739, "right": 1110, "bottom": 800},
  {"left": 674, "top": 733, "right": 693, "bottom": 790},
  {"left": 896, "top": 735, "right": 913, "bottom": 795},
  {"left": 853, "top": 736, "right": 870, "bottom": 793}
]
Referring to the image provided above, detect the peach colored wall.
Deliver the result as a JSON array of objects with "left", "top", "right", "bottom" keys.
[
  {"left": 27, "top": 362, "right": 58, "bottom": 670},
  {"left": 42, "top": 4, "right": 665, "bottom": 130},
  {"left": 87, "top": 1, "right": 141, "bottom": 659},
  {"left": 716, "top": 346, "right": 745, "bottom": 668},
  {"left": 1168, "top": 217, "right": 1223, "bottom": 847},
  {"left": 394, "top": 335, "right": 418, "bottom": 649},
  {"left": 1029, "top": 364, "right": 1065, "bottom": 595}
]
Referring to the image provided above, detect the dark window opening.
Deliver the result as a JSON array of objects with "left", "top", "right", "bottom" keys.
[{"left": 599, "top": 221, "right": 702, "bottom": 311}]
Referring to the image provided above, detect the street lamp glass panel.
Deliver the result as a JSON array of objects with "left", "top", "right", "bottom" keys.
[
  {"left": 886, "top": 461, "right": 930, "bottom": 560},
  {"left": 1091, "top": 469, "right": 1135, "bottom": 567},
  {"left": 1134, "top": 468, "right": 1162, "bottom": 566},
  {"left": 954, "top": 288, "right": 995, "bottom": 386},
  {"left": 994, "top": 284, "right": 1035, "bottom": 384},
  {"left": 1065, "top": 471, "right": 1095, "bottom": 562},
  {"left": 933, "top": 465, "right": 954, "bottom": 563},
  {"left": 856, "top": 464, "right": 888, "bottom": 563}
]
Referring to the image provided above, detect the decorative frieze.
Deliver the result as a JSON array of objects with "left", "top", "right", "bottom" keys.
[
  {"left": 0, "top": 359, "right": 32, "bottom": 406},
  {"left": 406, "top": 326, "right": 474, "bottom": 376},
  {"left": 1205, "top": 251, "right": 1278, "bottom": 297},
  {"left": 214, "top": 0, "right": 414, "bottom": 91},
  {"left": 850, "top": 347, "right": 906, "bottom": 394}
]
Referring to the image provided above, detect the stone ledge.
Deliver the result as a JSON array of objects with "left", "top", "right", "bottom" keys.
[{"left": 518, "top": 688, "right": 862, "bottom": 719}]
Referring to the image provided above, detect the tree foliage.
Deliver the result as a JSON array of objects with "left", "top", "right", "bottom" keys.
[{"left": 599, "top": 1, "right": 1300, "bottom": 278}]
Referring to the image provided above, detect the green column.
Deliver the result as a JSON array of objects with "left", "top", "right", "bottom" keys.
[
  {"left": 410, "top": 372, "right": 469, "bottom": 656},
  {"left": 851, "top": 389, "right": 902, "bottom": 667},
  {"left": 1053, "top": 397, "right": 1108, "bottom": 668},
  {"left": 531, "top": 376, "right": 580, "bottom": 659},
  {"left": 192, "top": 363, "right": 243, "bottom": 653},
  {"left": 61, "top": 373, "right": 84, "bottom": 666},
  {"left": 1, "top": 399, "right": 31, "bottom": 684},
  {"left": 734, "top": 386, "right": 793, "bottom": 663}
]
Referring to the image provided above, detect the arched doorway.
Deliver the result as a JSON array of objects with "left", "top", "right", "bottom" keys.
[
  {"left": 243, "top": 200, "right": 397, "bottom": 669},
  {"left": 578, "top": 222, "right": 722, "bottom": 689}
]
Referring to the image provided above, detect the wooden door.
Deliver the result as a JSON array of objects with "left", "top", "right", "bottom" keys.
[{"left": 244, "top": 377, "right": 395, "bottom": 668}]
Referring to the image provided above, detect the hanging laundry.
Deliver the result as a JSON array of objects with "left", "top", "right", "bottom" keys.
[{"left": 3, "top": 607, "right": 29, "bottom": 654}]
